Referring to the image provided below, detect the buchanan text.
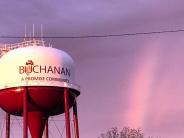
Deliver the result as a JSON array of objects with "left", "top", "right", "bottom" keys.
[{"left": 19, "top": 65, "right": 70, "bottom": 77}]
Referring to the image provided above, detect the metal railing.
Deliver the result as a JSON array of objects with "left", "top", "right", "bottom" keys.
[{"left": 0, "top": 40, "right": 46, "bottom": 57}]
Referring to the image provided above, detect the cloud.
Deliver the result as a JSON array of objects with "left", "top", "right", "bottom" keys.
[{"left": 1, "top": 0, "right": 184, "bottom": 37}]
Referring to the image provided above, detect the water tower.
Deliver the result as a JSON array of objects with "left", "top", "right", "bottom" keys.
[{"left": 0, "top": 39, "right": 80, "bottom": 138}]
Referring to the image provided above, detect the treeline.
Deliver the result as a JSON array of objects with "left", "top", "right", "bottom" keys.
[{"left": 98, "top": 127, "right": 157, "bottom": 138}]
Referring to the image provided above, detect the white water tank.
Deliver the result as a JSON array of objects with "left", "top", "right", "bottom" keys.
[{"left": 0, "top": 46, "right": 79, "bottom": 92}]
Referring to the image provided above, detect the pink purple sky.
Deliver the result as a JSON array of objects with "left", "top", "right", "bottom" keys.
[{"left": 1, "top": 0, "right": 184, "bottom": 137}]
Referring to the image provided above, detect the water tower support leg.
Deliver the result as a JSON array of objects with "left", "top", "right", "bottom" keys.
[
  {"left": 73, "top": 96, "right": 79, "bottom": 138},
  {"left": 23, "top": 87, "right": 28, "bottom": 138},
  {"left": 44, "top": 118, "right": 49, "bottom": 138},
  {"left": 64, "top": 88, "right": 71, "bottom": 138},
  {"left": 5, "top": 113, "right": 10, "bottom": 138}
]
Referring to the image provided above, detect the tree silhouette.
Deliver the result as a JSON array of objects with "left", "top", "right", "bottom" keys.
[{"left": 98, "top": 127, "right": 145, "bottom": 138}]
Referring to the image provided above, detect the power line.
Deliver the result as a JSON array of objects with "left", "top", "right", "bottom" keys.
[{"left": 1, "top": 29, "right": 184, "bottom": 39}]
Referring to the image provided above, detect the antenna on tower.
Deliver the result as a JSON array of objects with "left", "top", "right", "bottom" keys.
[
  {"left": 32, "top": 24, "right": 35, "bottom": 40},
  {"left": 41, "top": 24, "right": 43, "bottom": 41},
  {"left": 24, "top": 24, "right": 27, "bottom": 41}
]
